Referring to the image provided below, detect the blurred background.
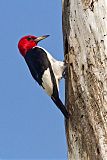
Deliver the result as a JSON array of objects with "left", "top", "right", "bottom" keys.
[{"left": 0, "top": 0, "right": 67, "bottom": 159}]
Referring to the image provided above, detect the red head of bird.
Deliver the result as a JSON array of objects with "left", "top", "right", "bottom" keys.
[{"left": 18, "top": 35, "right": 49, "bottom": 57}]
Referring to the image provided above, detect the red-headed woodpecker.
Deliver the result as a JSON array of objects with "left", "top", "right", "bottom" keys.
[{"left": 18, "top": 35, "right": 69, "bottom": 118}]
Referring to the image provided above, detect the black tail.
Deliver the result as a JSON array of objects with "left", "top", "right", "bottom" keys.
[{"left": 51, "top": 97, "right": 69, "bottom": 119}]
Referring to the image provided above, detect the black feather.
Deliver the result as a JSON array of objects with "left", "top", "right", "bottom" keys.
[
  {"left": 51, "top": 96, "right": 69, "bottom": 119},
  {"left": 24, "top": 46, "right": 69, "bottom": 118}
]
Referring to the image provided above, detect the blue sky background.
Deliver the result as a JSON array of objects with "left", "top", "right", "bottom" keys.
[{"left": 0, "top": 0, "right": 67, "bottom": 159}]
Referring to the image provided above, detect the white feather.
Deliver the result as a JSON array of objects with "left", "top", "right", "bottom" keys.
[
  {"left": 38, "top": 46, "right": 65, "bottom": 90},
  {"left": 42, "top": 68, "right": 53, "bottom": 96}
]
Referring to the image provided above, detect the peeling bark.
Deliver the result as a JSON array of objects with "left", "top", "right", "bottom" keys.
[{"left": 62, "top": 0, "right": 107, "bottom": 159}]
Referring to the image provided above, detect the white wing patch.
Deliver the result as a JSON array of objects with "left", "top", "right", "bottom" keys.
[
  {"left": 37, "top": 46, "right": 65, "bottom": 92},
  {"left": 42, "top": 68, "right": 53, "bottom": 96},
  {"left": 41, "top": 47, "right": 64, "bottom": 79}
]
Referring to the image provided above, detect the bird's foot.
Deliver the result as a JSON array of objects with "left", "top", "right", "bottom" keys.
[
  {"left": 64, "top": 54, "right": 69, "bottom": 64},
  {"left": 62, "top": 63, "right": 68, "bottom": 79}
]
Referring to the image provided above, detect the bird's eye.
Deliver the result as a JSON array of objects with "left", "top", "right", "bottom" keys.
[{"left": 27, "top": 37, "right": 32, "bottom": 41}]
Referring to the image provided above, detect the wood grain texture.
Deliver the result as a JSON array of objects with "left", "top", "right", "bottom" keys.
[{"left": 62, "top": 0, "right": 107, "bottom": 159}]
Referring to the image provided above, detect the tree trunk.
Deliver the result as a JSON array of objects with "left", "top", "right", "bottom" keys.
[{"left": 62, "top": 0, "right": 107, "bottom": 159}]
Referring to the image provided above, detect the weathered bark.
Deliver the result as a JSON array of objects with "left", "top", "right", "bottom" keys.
[{"left": 62, "top": 0, "right": 107, "bottom": 159}]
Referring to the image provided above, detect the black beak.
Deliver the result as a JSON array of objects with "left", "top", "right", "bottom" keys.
[{"left": 34, "top": 35, "right": 50, "bottom": 43}]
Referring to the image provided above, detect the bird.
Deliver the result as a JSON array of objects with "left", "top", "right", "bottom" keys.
[{"left": 18, "top": 35, "right": 69, "bottom": 118}]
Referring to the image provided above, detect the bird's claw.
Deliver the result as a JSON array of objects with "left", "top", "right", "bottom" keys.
[{"left": 62, "top": 63, "right": 68, "bottom": 79}]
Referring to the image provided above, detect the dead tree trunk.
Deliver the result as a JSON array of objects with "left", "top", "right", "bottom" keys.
[{"left": 62, "top": 0, "right": 107, "bottom": 159}]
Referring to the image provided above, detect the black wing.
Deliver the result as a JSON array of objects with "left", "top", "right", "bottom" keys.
[
  {"left": 24, "top": 47, "right": 58, "bottom": 96},
  {"left": 24, "top": 47, "right": 69, "bottom": 118},
  {"left": 25, "top": 47, "right": 50, "bottom": 85}
]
